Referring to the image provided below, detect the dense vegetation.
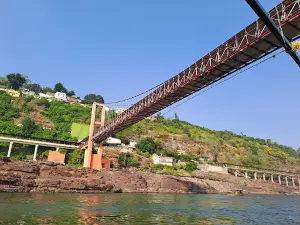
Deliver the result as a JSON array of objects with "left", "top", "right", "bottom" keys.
[
  {"left": 42, "top": 101, "right": 91, "bottom": 135},
  {"left": 0, "top": 91, "right": 78, "bottom": 141},
  {"left": 0, "top": 72, "right": 105, "bottom": 142},
  {"left": 118, "top": 116, "right": 300, "bottom": 170},
  {"left": 0, "top": 74, "right": 299, "bottom": 171},
  {"left": 0, "top": 73, "right": 104, "bottom": 102}
]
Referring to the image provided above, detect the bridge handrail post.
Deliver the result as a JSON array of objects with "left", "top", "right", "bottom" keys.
[{"left": 7, "top": 142, "right": 13, "bottom": 158}]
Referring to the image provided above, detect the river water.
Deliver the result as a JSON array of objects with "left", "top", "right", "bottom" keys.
[{"left": 0, "top": 193, "right": 299, "bottom": 225}]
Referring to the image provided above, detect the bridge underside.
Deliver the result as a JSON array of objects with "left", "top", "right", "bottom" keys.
[{"left": 82, "top": 0, "right": 300, "bottom": 146}]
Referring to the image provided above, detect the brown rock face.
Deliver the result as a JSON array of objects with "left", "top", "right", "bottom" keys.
[{"left": 0, "top": 160, "right": 299, "bottom": 194}]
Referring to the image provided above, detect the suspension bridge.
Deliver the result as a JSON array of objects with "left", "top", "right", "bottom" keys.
[
  {"left": 81, "top": 0, "right": 299, "bottom": 144},
  {"left": 3, "top": 0, "right": 299, "bottom": 170},
  {"left": 78, "top": 0, "right": 300, "bottom": 168}
]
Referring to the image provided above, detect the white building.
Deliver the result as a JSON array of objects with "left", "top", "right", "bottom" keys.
[
  {"left": 115, "top": 108, "right": 126, "bottom": 114},
  {"left": 22, "top": 90, "right": 36, "bottom": 96},
  {"left": 39, "top": 93, "right": 53, "bottom": 99},
  {"left": 54, "top": 92, "right": 67, "bottom": 102},
  {"left": 152, "top": 154, "right": 173, "bottom": 166},
  {"left": 128, "top": 141, "right": 137, "bottom": 149},
  {"left": 106, "top": 137, "right": 122, "bottom": 145},
  {"left": 145, "top": 115, "right": 157, "bottom": 121}
]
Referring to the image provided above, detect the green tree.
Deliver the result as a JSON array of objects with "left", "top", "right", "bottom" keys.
[
  {"left": 106, "top": 109, "right": 117, "bottom": 122},
  {"left": 54, "top": 82, "right": 68, "bottom": 93},
  {"left": 156, "top": 112, "right": 164, "bottom": 122},
  {"left": 0, "top": 76, "right": 8, "bottom": 86},
  {"left": 67, "top": 90, "right": 75, "bottom": 96},
  {"left": 174, "top": 113, "right": 179, "bottom": 121},
  {"left": 36, "top": 97, "right": 50, "bottom": 107},
  {"left": 83, "top": 94, "right": 104, "bottom": 104},
  {"left": 68, "top": 149, "right": 84, "bottom": 166},
  {"left": 42, "top": 87, "right": 53, "bottom": 93},
  {"left": 0, "top": 91, "right": 20, "bottom": 121},
  {"left": 118, "top": 153, "right": 139, "bottom": 167},
  {"left": 13, "top": 153, "right": 26, "bottom": 160},
  {"left": 44, "top": 101, "right": 91, "bottom": 134},
  {"left": 185, "top": 162, "right": 197, "bottom": 172},
  {"left": 116, "top": 134, "right": 130, "bottom": 145},
  {"left": 24, "top": 83, "right": 42, "bottom": 94},
  {"left": 137, "top": 137, "right": 160, "bottom": 154},
  {"left": 6, "top": 73, "right": 27, "bottom": 90},
  {"left": 22, "top": 117, "right": 36, "bottom": 136}
]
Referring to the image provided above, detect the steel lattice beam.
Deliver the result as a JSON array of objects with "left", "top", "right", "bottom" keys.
[
  {"left": 81, "top": 0, "right": 300, "bottom": 147},
  {"left": 246, "top": 0, "right": 300, "bottom": 66}
]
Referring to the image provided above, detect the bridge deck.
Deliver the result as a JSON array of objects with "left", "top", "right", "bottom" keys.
[
  {"left": 0, "top": 136, "right": 79, "bottom": 149},
  {"left": 83, "top": 0, "right": 300, "bottom": 145}
]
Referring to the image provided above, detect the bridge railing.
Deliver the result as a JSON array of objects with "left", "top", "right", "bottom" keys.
[
  {"left": 0, "top": 132, "right": 80, "bottom": 147},
  {"left": 223, "top": 162, "right": 300, "bottom": 175}
]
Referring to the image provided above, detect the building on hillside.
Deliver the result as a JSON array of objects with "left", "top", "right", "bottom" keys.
[
  {"left": 22, "top": 90, "right": 36, "bottom": 97},
  {"left": 67, "top": 95, "right": 81, "bottom": 104},
  {"left": 39, "top": 92, "right": 53, "bottom": 99},
  {"left": 80, "top": 103, "right": 92, "bottom": 108},
  {"left": 177, "top": 150, "right": 187, "bottom": 155},
  {"left": 115, "top": 108, "right": 126, "bottom": 114},
  {"left": 46, "top": 92, "right": 54, "bottom": 97},
  {"left": 54, "top": 92, "right": 67, "bottom": 102},
  {"left": 7, "top": 89, "right": 20, "bottom": 97},
  {"left": 128, "top": 141, "right": 137, "bottom": 149},
  {"left": 145, "top": 115, "right": 157, "bottom": 121},
  {"left": 152, "top": 154, "right": 174, "bottom": 166},
  {"left": 105, "top": 137, "right": 122, "bottom": 145},
  {"left": 42, "top": 126, "right": 52, "bottom": 130}
]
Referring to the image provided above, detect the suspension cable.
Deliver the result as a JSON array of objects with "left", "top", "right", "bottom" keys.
[
  {"left": 162, "top": 49, "right": 285, "bottom": 116},
  {"left": 105, "top": 81, "right": 166, "bottom": 104}
]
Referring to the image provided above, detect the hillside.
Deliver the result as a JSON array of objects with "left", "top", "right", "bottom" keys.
[
  {"left": 0, "top": 90, "right": 300, "bottom": 171},
  {"left": 117, "top": 116, "right": 300, "bottom": 171}
]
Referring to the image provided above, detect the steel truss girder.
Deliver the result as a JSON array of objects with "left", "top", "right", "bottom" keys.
[{"left": 80, "top": 0, "right": 300, "bottom": 146}]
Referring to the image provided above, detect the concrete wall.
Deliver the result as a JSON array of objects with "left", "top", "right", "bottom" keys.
[
  {"left": 152, "top": 154, "right": 173, "bottom": 166},
  {"left": 198, "top": 164, "right": 228, "bottom": 174}
]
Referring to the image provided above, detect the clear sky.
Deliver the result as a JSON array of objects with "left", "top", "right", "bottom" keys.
[{"left": 0, "top": 0, "right": 299, "bottom": 149}]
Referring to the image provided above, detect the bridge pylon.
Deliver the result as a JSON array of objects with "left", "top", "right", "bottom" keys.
[{"left": 83, "top": 102, "right": 106, "bottom": 169}]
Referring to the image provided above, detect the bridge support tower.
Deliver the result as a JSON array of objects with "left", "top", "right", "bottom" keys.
[{"left": 83, "top": 103, "right": 106, "bottom": 169}]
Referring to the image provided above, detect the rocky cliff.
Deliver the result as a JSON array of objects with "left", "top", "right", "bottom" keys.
[{"left": 0, "top": 160, "right": 299, "bottom": 195}]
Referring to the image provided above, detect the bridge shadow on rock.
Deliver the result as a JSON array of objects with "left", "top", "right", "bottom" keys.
[{"left": 173, "top": 177, "right": 210, "bottom": 194}]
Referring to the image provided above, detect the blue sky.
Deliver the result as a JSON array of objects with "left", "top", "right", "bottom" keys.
[{"left": 0, "top": 0, "right": 299, "bottom": 149}]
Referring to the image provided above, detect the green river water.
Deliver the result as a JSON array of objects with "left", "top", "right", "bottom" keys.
[{"left": 0, "top": 193, "right": 299, "bottom": 224}]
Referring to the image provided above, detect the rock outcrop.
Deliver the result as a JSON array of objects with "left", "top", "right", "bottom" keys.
[{"left": 0, "top": 160, "right": 299, "bottom": 194}]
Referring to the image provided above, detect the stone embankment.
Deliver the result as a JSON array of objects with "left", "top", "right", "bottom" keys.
[{"left": 0, "top": 160, "right": 299, "bottom": 194}]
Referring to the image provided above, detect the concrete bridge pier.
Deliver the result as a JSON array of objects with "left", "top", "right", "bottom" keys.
[
  {"left": 33, "top": 145, "right": 39, "bottom": 161},
  {"left": 285, "top": 177, "right": 289, "bottom": 186},
  {"left": 271, "top": 174, "right": 274, "bottom": 183},
  {"left": 298, "top": 178, "right": 300, "bottom": 187},
  {"left": 244, "top": 170, "right": 248, "bottom": 178},
  {"left": 254, "top": 172, "right": 257, "bottom": 180},
  {"left": 56, "top": 147, "right": 59, "bottom": 152},
  {"left": 235, "top": 170, "right": 238, "bottom": 177},
  {"left": 7, "top": 142, "right": 13, "bottom": 157},
  {"left": 278, "top": 175, "right": 282, "bottom": 185},
  {"left": 292, "top": 177, "right": 295, "bottom": 187},
  {"left": 262, "top": 173, "right": 266, "bottom": 181}
]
